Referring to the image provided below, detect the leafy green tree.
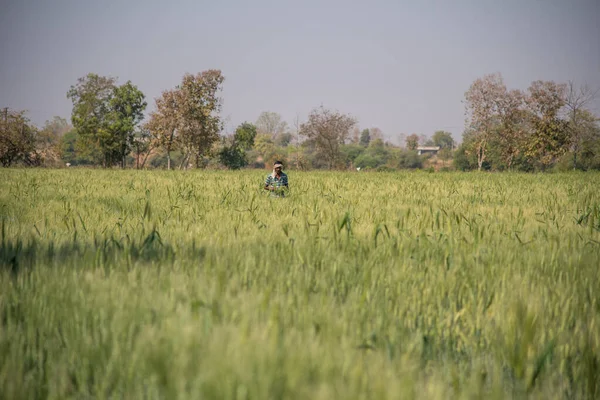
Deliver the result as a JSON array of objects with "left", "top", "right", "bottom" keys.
[
  {"left": 432, "top": 131, "right": 454, "bottom": 149},
  {"left": 354, "top": 153, "right": 380, "bottom": 169},
  {"left": 0, "top": 109, "right": 39, "bottom": 167},
  {"left": 59, "top": 129, "right": 77, "bottom": 164},
  {"left": 455, "top": 129, "right": 486, "bottom": 171},
  {"left": 219, "top": 122, "right": 257, "bottom": 170},
  {"left": 359, "top": 129, "right": 371, "bottom": 147},
  {"left": 59, "top": 129, "right": 97, "bottom": 165},
  {"left": 462, "top": 74, "right": 575, "bottom": 171},
  {"left": 396, "top": 149, "right": 423, "bottom": 169},
  {"left": 234, "top": 122, "right": 257, "bottom": 150},
  {"left": 341, "top": 143, "right": 365, "bottom": 167},
  {"left": 67, "top": 73, "right": 146, "bottom": 167},
  {"left": 67, "top": 73, "right": 117, "bottom": 166},
  {"left": 367, "top": 138, "right": 387, "bottom": 155},
  {"left": 354, "top": 139, "right": 389, "bottom": 169},
  {"left": 254, "top": 134, "right": 275, "bottom": 160},
  {"left": 218, "top": 144, "right": 247, "bottom": 170},
  {"left": 453, "top": 142, "right": 477, "bottom": 171},
  {"left": 298, "top": 137, "right": 326, "bottom": 169},
  {"left": 523, "top": 80, "right": 569, "bottom": 170},
  {"left": 569, "top": 110, "right": 600, "bottom": 170},
  {"left": 105, "top": 81, "right": 147, "bottom": 168}
]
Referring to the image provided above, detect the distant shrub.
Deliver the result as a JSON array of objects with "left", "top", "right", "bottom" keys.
[{"left": 396, "top": 150, "right": 423, "bottom": 169}]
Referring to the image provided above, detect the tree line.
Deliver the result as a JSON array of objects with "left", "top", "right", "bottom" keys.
[
  {"left": 457, "top": 73, "right": 600, "bottom": 171},
  {"left": 1, "top": 70, "right": 598, "bottom": 171}
]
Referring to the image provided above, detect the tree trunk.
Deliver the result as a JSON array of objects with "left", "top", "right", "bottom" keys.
[
  {"left": 140, "top": 144, "right": 154, "bottom": 169},
  {"left": 166, "top": 128, "right": 175, "bottom": 170},
  {"left": 179, "top": 152, "right": 190, "bottom": 170},
  {"left": 477, "top": 142, "right": 485, "bottom": 171}
]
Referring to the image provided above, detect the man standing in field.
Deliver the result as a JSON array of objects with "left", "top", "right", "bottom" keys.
[{"left": 264, "top": 161, "right": 288, "bottom": 197}]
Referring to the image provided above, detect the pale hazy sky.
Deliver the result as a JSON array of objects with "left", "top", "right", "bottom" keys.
[{"left": 1, "top": 0, "right": 599, "bottom": 143}]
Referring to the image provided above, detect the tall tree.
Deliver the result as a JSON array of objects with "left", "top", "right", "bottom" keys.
[
  {"left": 145, "top": 89, "right": 180, "bottom": 170},
  {"left": 233, "top": 122, "right": 257, "bottom": 150},
  {"left": 255, "top": 111, "right": 288, "bottom": 137},
  {"left": 105, "top": 81, "right": 147, "bottom": 168},
  {"left": 219, "top": 122, "right": 257, "bottom": 169},
  {"left": 66, "top": 73, "right": 117, "bottom": 166},
  {"left": 405, "top": 134, "right": 419, "bottom": 150},
  {"left": 359, "top": 129, "right": 371, "bottom": 147},
  {"left": 67, "top": 74, "right": 146, "bottom": 167},
  {"left": 464, "top": 73, "right": 507, "bottom": 170},
  {"left": 37, "top": 116, "right": 72, "bottom": 166},
  {"left": 565, "top": 81, "right": 599, "bottom": 169},
  {"left": 0, "top": 109, "right": 39, "bottom": 167},
  {"left": 177, "top": 70, "right": 225, "bottom": 168},
  {"left": 524, "top": 80, "right": 569, "bottom": 169},
  {"left": 495, "top": 89, "right": 527, "bottom": 169},
  {"left": 300, "top": 106, "right": 356, "bottom": 169},
  {"left": 431, "top": 131, "right": 454, "bottom": 149},
  {"left": 574, "top": 110, "right": 600, "bottom": 169},
  {"left": 256, "top": 111, "right": 289, "bottom": 149}
]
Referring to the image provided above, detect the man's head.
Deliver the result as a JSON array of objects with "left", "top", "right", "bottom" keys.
[{"left": 273, "top": 161, "right": 283, "bottom": 175}]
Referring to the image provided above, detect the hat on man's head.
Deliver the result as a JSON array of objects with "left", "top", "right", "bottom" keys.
[{"left": 273, "top": 161, "right": 284, "bottom": 169}]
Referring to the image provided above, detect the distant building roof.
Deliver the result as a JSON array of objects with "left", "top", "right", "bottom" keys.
[{"left": 417, "top": 146, "right": 441, "bottom": 151}]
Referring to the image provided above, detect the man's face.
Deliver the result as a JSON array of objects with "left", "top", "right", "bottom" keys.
[{"left": 274, "top": 167, "right": 282, "bottom": 175}]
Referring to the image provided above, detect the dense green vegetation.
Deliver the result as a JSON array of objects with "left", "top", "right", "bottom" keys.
[
  {"left": 2, "top": 72, "right": 599, "bottom": 173},
  {"left": 1, "top": 169, "right": 599, "bottom": 399}
]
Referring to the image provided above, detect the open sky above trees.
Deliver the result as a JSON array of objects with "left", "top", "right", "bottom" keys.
[{"left": 1, "top": 0, "right": 599, "bottom": 144}]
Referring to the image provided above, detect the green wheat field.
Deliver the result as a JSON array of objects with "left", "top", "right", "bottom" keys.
[{"left": 1, "top": 169, "right": 599, "bottom": 400}]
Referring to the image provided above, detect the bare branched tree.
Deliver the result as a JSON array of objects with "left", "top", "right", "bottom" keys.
[
  {"left": 300, "top": 106, "right": 356, "bottom": 169},
  {"left": 565, "top": 81, "right": 599, "bottom": 169},
  {"left": 255, "top": 112, "right": 288, "bottom": 137}
]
